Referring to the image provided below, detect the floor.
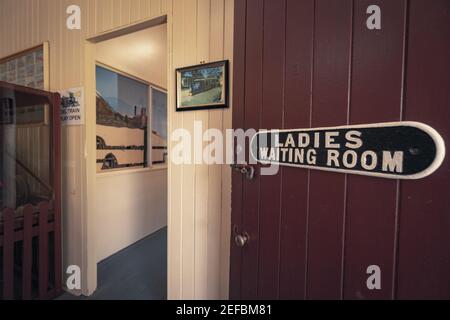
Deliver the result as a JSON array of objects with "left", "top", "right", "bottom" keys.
[{"left": 58, "top": 227, "right": 167, "bottom": 300}]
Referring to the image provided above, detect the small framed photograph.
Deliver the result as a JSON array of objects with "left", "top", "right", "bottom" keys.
[{"left": 176, "top": 60, "right": 229, "bottom": 111}]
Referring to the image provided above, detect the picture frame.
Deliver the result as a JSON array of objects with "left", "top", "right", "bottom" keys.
[{"left": 176, "top": 60, "right": 229, "bottom": 112}]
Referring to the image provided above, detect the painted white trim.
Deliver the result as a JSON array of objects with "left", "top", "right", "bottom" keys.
[
  {"left": 83, "top": 40, "right": 98, "bottom": 296},
  {"left": 250, "top": 121, "right": 446, "bottom": 180}
]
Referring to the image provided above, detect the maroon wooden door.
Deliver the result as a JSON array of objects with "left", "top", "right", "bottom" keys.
[{"left": 230, "top": 0, "right": 450, "bottom": 300}]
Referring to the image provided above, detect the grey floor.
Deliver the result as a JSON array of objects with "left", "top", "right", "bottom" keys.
[{"left": 58, "top": 227, "right": 167, "bottom": 300}]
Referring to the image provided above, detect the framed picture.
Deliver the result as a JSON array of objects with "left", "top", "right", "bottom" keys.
[
  {"left": 176, "top": 60, "right": 229, "bottom": 111},
  {"left": 95, "top": 63, "right": 149, "bottom": 172}
]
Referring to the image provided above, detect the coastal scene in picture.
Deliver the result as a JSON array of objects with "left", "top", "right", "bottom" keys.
[{"left": 96, "top": 65, "right": 160, "bottom": 171}]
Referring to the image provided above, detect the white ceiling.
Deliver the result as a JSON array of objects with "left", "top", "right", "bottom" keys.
[{"left": 95, "top": 24, "right": 167, "bottom": 89}]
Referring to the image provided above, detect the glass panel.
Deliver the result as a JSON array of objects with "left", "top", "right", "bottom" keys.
[
  {"left": 96, "top": 65, "right": 149, "bottom": 172},
  {"left": 0, "top": 90, "right": 52, "bottom": 212},
  {"left": 151, "top": 88, "right": 167, "bottom": 165}
]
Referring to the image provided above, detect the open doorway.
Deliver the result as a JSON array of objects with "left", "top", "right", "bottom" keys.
[{"left": 64, "top": 21, "right": 168, "bottom": 300}]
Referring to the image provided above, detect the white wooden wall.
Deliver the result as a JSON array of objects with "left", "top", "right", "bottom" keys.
[
  {"left": 169, "top": 0, "right": 233, "bottom": 300},
  {"left": 0, "top": 0, "right": 233, "bottom": 299}
]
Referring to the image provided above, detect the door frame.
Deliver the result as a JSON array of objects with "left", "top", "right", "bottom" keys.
[{"left": 82, "top": 14, "right": 169, "bottom": 296}]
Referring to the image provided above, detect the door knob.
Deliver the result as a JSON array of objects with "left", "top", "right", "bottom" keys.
[
  {"left": 234, "top": 233, "right": 249, "bottom": 247},
  {"left": 230, "top": 164, "right": 255, "bottom": 180}
]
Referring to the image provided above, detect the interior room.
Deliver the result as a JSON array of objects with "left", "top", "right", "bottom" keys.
[
  {"left": 1, "top": 0, "right": 450, "bottom": 304},
  {"left": 67, "top": 22, "right": 168, "bottom": 300}
]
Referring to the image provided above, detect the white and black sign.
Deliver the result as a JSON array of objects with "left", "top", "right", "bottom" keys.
[
  {"left": 59, "top": 87, "right": 84, "bottom": 125},
  {"left": 250, "top": 122, "right": 445, "bottom": 179}
]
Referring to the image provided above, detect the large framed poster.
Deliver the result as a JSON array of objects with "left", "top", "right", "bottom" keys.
[{"left": 96, "top": 64, "right": 150, "bottom": 172}]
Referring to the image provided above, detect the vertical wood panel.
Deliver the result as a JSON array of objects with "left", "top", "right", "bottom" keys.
[
  {"left": 39, "top": 0, "right": 50, "bottom": 43},
  {"left": 240, "top": 0, "right": 264, "bottom": 300},
  {"left": 103, "top": 0, "right": 115, "bottom": 32},
  {"left": 22, "top": 205, "right": 34, "bottom": 300},
  {"left": 52, "top": 0, "right": 63, "bottom": 88},
  {"left": 220, "top": 0, "right": 233, "bottom": 300},
  {"left": 2, "top": 208, "right": 15, "bottom": 300},
  {"left": 206, "top": 0, "right": 224, "bottom": 300},
  {"left": 88, "top": 0, "right": 98, "bottom": 36},
  {"left": 96, "top": 0, "right": 104, "bottom": 33},
  {"left": 131, "top": 0, "right": 141, "bottom": 23},
  {"left": 161, "top": 0, "right": 168, "bottom": 14},
  {"left": 17, "top": 0, "right": 24, "bottom": 50},
  {"left": 140, "top": 0, "right": 151, "bottom": 19},
  {"left": 181, "top": 0, "right": 197, "bottom": 299},
  {"left": 6, "top": 0, "right": 13, "bottom": 54},
  {"left": 344, "top": 0, "right": 406, "bottom": 300},
  {"left": 397, "top": 0, "right": 450, "bottom": 299},
  {"left": 229, "top": 0, "right": 246, "bottom": 300},
  {"left": 257, "top": 0, "right": 286, "bottom": 300},
  {"left": 194, "top": 0, "right": 210, "bottom": 299},
  {"left": 0, "top": 1, "right": 4, "bottom": 56},
  {"left": 113, "top": 0, "right": 122, "bottom": 26},
  {"left": 168, "top": 0, "right": 184, "bottom": 299},
  {"left": 12, "top": 0, "right": 18, "bottom": 53},
  {"left": 38, "top": 201, "right": 49, "bottom": 299},
  {"left": 120, "top": 0, "right": 132, "bottom": 25},
  {"left": 306, "top": 0, "right": 352, "bottom": 299},
  {"left": 279, "top": 0, "right": 314, "bottom": 300},
  {"left": 31, "top": 0, "right": 39, "bottom": 45},
  {"left": 53, "top": 94, "right": 63, "bottom": 296},
  {"left": 151, "top": 0, "right": 162, "bottom": 16},
  {"left": 26, "top": 0, "right": 31, "bottom": 46}
]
